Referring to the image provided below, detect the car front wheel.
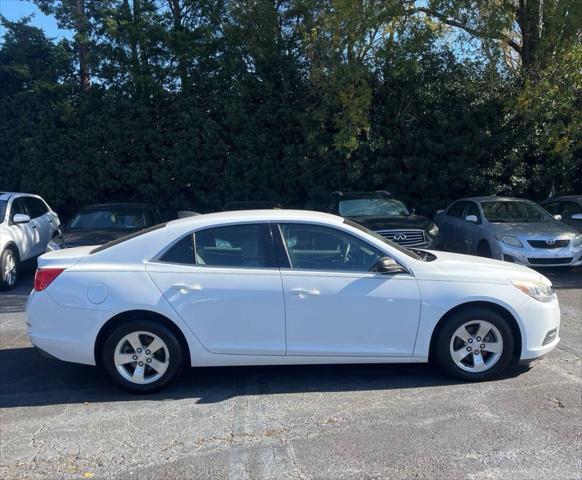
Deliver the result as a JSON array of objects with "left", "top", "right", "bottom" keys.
[
  {"left": 102, "top": 320, "right": 184, "bottom": 392},
  {"left": 435, "top": 308, "right": 514, "bottom": 381},
  {"left": 0, "top": 248, "right": 19, "bottom": 291}
]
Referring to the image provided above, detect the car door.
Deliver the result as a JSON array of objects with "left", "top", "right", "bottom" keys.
[
  {"left": 9, "top": 198, "right": 36, "bottom": 261},
  {"left": 440, "top": 201, "right": 467, "bottom": 252},
  {"left": 277, "top": 223, "right": 421, "bottom": 357},
  {"left": 456, "top": 201, "right": 482, "bottom": 254},
  {"left": 24, "top": 197, "right": 53, "bottom": 254},
  {"left": 146, "top": 223, "right": 286, "bottom": 355},
  {"left": 561, "top": 202, "right": 582, "bottom": 232}
]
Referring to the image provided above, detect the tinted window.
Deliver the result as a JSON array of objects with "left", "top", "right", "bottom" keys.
[
  {"left": 563, "top": 202, "right": 582, "bottom": 218},
  {"left": 279, "top": 223, "right": 384, "bottom": 272},
  {"left": 11, "top": 198, "right": 28, "bottom": 218},
  {"left": 70, "top": 207, "right": 148, "bottom": 230},
  {"left": 24, "top": 197, "right": 48, "bottom": 218},
  {"left": 338, "top": 198, "right": 409, "bottom": 217},
  {"left": 465, "top": 202, "right": 481, "bottom": 220},
  {"left": 543, "top": 202, "right": 562, "bottom": 215},
  {"left": 194, "top": 224, "right": 276, "bottom": 268},
  {"left": 91, "top": 223, "right": 167, "bottom": 253},
  {"left": 446, "top": 202, "right": 467, "bottom": 218},
  {"left": 0, "top": 200, "right": 6, "bottom": 223},
  {"left": 160, "top": 234, "right": 195, "bottom": 264}
]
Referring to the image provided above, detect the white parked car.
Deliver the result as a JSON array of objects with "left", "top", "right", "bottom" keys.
[
  {"left": 27, "top": 210, "right": 560, "bottom": 392},
  {"left": 0, "top": 192, "right": 61, "bottom": 290}
]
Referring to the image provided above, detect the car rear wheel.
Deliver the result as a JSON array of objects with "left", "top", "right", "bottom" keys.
[
  {"left": 435, "top": 308, "right": 514, "bottom": 381},
  {"left": 0, "top": 248, "right": 19, "bottom": 291},
  {"left": 102, "top": 320, "right": 184, "bottom": 393}
]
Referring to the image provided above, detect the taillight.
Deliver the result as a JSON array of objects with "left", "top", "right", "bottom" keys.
[{"left": 34, "top": 268, "right": 65, "bottom": 291}]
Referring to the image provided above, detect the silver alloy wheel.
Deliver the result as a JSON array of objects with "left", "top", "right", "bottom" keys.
[
  {"left": 3, "top": 252, "right": 16, "bottom": 287},
  {"left": 114, "top": 331, "right": 170, "bottom": 384},
  {"left": 449, "top": 320, "right": 503, "bottom": 373}
]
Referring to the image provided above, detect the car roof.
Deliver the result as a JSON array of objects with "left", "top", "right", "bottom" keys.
[
  {"left": 0, "top": 192, "right": 39, "bottom": 201},
  {"left": 542, "top": 195, "right": 582, "bottom": 203},
  {"left": 167, "top": 209, "right": 342, "bottom": 228},
  {"left": 80, "top": 202, "right": 156, "bottom": 210},
  {"left": 458, "top": 196, "right": 535, "bottom": 203},
  {"left": 332, "top": 191, "right": 393, "bottom": 200}
]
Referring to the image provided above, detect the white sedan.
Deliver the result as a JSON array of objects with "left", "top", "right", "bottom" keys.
[{"left": 26, "top": 210, "right": 560, "bottom": 392}]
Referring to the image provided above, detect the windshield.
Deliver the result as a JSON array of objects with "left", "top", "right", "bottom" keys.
[
  {"left": 344, "top": 219, "right": 421, "bottom": 261},
  {"left": 69, "top": 207, "right": 148, "bottom": 230},
  {"left": 339, "top": 198, "right": 410, "bottom": 217},
  {"left": 0, "top": 200, "right": 6, "bottom": 223},
  {"left": 481, "top": 201, "right": 553, "bottom": 223}
]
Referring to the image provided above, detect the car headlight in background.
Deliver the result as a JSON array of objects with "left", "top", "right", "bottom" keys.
[
  {"left": 511, "top": 280, "right": 555, "bottom": 303},
  {"left": 573, "top": 234, "right": 582, "bottom": 248},
  {"left": 495, "top": 234, "right": 523, "bottom": 248},
  {"left": 428, "top": 224, "right": 439, "bottom": 237},
  {"left": 46, "top": 239, "right": 63, "bottom": 252}
]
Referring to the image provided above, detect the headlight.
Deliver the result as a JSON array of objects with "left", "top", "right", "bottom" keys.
[
  {"left": 511, "top": 280, "right": 555, "bottom": 303},
  {"left": 573, "top": 234, "right": 582, "bottom": 248},
  {"left": 46, "top": 239, "right": 62, "bottom": 252},
  {"left": 495, "top": 234, "right": 523, "bottom": 248},
  {"left": 428, "top": 224, "right": 439, "bottom": 237}
]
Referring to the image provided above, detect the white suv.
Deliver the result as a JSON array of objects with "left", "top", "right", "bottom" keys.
[{"left": 0, "top": 192, "right": 61, "bottom": 290}]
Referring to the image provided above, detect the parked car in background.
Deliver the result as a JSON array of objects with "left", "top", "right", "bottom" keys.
[
  {"left": 540, "top": 195, "right": 582, "bottom": 232},
  {"left": 223, "top": 201, "right": 282, "bottom": 211},
  {"left": 0, "top": 192, "right": 61, "bottom": 290},
  {"left": 28, "top": 210, "right": 559, "bottom": 392},
  {"left": 435, "top": 197, "right": 582, "bottom": 268},
  {"left": 47, "top": 203, "right": 162, "bottom": 251},
  {"left": 329, "top": 191, "right": 439, "bottom": 248}
]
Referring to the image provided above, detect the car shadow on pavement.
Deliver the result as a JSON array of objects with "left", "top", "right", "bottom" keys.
[{"left": 0, "top": 346, "right": 531, "bottom": 409}]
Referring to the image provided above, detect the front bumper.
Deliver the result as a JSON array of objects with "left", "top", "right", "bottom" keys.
[
  {"left": 518, "top": 295, "right": 561, "bottom": 361},
  {"left": 495, "top": 240, "right": 582, "bottom": 267}
]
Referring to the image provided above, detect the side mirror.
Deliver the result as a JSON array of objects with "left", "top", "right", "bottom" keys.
[
  {"left": 13, "top": 213, "right": 30, "bottom": 224},
  {"left": 571, "top": 213, "right": 582, "bottom": 220},
  {"left": 372, "top": 257, "right": 408, "bottom": 274},
  {"left": 553, "top": 214, "right": 562, "bottom": 221},
  {"left": 465, "top": 214, "right": 478, "bottom": 223}
]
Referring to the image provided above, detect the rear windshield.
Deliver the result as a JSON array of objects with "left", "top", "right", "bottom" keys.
[{"left": 91, "top": 223, "right": 166, "bottom": 253}]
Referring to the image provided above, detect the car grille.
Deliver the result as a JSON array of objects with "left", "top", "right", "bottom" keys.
[
  {"left": 375, "top": 229, "right": 427, "bottom": 247},
  {"left": 528, "top": 239, "right": 570, "bottom": 249},
  {"left": 528, "top": 257, "right": 573, "bottom": 265}
]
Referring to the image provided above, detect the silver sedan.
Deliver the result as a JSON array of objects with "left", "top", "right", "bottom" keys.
[{"left": 435, "top": 196, "right": 582, "bottom": 268}]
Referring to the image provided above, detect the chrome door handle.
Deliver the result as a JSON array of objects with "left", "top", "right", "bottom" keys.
[
  {"left": 290, "top": 287, "right": 320, "bottom": 297},
  {"left": 172, "top": 283, "right": 202, "bottom": 293}
]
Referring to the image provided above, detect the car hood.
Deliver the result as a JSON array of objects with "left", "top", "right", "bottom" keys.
[
  {"left": 348, "top": 214, "right": 434, "bottom": 231},
  {"left": 414, "top": 251, "right": 548, "bottom": 285},
  {"left": 489, "top": 220, "right": 576, "bottom": 237},
  {"left": 55, "top": 229, "right": 134, "bottom": 247}
]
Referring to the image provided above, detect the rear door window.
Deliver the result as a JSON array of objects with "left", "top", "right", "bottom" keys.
[{"left": 194, "top": 224, "right": 276, "bottom": 268}]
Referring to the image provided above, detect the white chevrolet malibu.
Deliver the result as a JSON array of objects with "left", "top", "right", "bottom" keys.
[{"left": 26, "top": 210, "right": 560, "bottom": 392}]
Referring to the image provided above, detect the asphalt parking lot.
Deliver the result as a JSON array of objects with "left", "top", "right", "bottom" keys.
[{"left": 1, "top": 269, "right": 581, "bottom": 479}]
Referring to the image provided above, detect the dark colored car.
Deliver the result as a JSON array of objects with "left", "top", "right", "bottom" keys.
[
  {"left": 223, "top": 201, "right": 282, "bottom": 211},
  {"left": 47, "top": 203, "right": 162, "bottom": 251},
  {"left": 540, "top": 195, "right": 582, "bottom": 232},
  {"left": 328, "top": 191, "right": 439, "bottom": 248}
]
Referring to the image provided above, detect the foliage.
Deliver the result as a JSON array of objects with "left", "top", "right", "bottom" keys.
[{"left": 0, "top": 1, "right": 580, "bottom": 219}]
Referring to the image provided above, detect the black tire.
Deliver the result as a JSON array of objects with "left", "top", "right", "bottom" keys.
[
  {"left": 434, "top": 307, "right": 515, "bottom": 381},
  {"left": 477, "top": 241, "right": 492, "bottom": 258},
  {"left": 0, "top": 248, "right": 19, "bottom": 291},
  {"left": 102, "top": 320, "right": 184, "bottom": 393}
]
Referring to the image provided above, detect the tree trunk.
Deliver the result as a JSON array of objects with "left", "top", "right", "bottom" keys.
[{"left": 75, "top": 0, "right": 90, "bottom": 90}]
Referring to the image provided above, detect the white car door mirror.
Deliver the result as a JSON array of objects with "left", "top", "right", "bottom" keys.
[
  {"left": 571, "top": 213, "right": 582, "bottom": 220},
  {"left": 13, "top": 213, "right": 30, "bottom": 224},
  {"left": 553, "top": 214, "right": 562, "bottom": 221},
  {"left": 372, "top": 257, "right": 407, "bottom": 274},
  {"left": 465, "top": 214, "right": 478, "bottom": 223}
]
